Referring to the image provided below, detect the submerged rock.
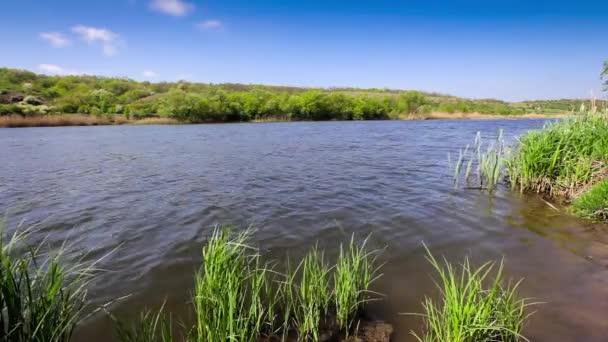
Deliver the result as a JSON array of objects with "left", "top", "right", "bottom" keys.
[{"left": 344, "top": 321, "right": 393, "bottom": 342}]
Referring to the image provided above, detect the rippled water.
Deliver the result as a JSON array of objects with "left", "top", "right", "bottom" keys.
[{"left": 1, "top": 120, "right": 607, "bottom": 341}]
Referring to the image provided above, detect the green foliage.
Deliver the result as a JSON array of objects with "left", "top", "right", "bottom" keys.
[
  {"left": 506, "top": 114, "right": 608, "bottom": 197},
  {"left": 410, "top": 246, "right": 531, "bottom": 342},
  {"left": 293, "top": 246, "right": 331, "bottom": 341},
  {"left": 193, "top": 228, "right": 272, "bottom": 342},
  {"left": 334, "top": 235, "right": 380, "bottom": 335},
  {"left": 0, "top": 67, "right": 579, "bottom": 123},
  {"left": 571, "top": 180, "right": 608, "bottom": 220},
  {"left": 452, "top": 130, "right": 506, "bottom": 191},
  {"left": 0, "top": 225, "right": 92, "bottom": 342}
]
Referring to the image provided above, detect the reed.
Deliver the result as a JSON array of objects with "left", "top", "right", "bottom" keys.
[
  {"left": 334, "top": 235, "right": 380, "bottom": 335},
  {"left": 506, "top": 113, "right": 608, "bottom": 199},
  {"left": 0, "top": 223, "right": 94, "bottom": 342},
  {"left": 0, "top": 114, "right": 129, "bottom": 127},
  {"left": 293, "top": 246, "right": 331, "bottom": 341},
  {"left": 410, "top": 246, "right": 532, "bottom": 342},
  {"left": 452, "top": 129, "right": 506, "bottom": 191},
  {"left": 193, "top": 228, "right": 272, "bottom": 342},
  {"left": 111, "top": 228, "right": 381, "bottom": 341}
]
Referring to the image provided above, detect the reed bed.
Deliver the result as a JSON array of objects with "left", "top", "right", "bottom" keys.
[
  {"left": 114, "top": 228, "right": 382, "bottom": 342},
  {"left": 409, "top": 247, "right": 533, "bottom": 342},
  {"left": 506, "top": 113, "right": 608, "bottom": 199},
  {"left": 0, "top": 115, "right": 129, "bottom": 127}
]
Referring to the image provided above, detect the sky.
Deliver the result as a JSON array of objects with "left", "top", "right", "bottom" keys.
[{"left": 1, "top": 0, "right": 607, "bottom": 101}]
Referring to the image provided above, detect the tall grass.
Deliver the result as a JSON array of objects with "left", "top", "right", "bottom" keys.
[
  {"left": 334, "top": 235, "right": 380, "bottom": 335},
  {"left": 410, "top": 246, "right": 532, "bottom": 342},
  {"left": 506, "top": 113, "right": 608, "bottom": 198},
  {"left": 109, "top": 227, "right": 381, "bottom": 341},
  {"left": 193, "top": 228, "right": 273, "bottom": 342},
  {"left": 0, "top": 224, "right": 94, "bottom": 342},
  {"left": 293, "top": 246, "right": 331, "bottom": 341},
  {"left": 451, "top": 129, "right": 506, "bottom": 191}
]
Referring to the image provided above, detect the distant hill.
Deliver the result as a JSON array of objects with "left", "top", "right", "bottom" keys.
[{"left": 1, "top": 67, "right": 604, "bottom": 122}]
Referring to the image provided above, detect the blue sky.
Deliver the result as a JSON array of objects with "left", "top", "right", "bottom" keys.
[{"left": 1, "top": 0, "right": 607, "bottom": 101}]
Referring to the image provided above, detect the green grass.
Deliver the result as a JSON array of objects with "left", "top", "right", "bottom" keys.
[
  {"left": 571, "top": 179, "right": 608, "bottom": 220},
  {"left": 506, "top": 113, "right": 608, "bottom": 198},
  {"left": 0, "top": 224, "right": 94, "bottom": 342},
  {"left": 111, "top": 228, "right": 380, "bottom": 342},
  {"left": 451, "top": 129, "right": 506, "bottom": 191},
  {"left": 334, "top": 235, "right": 380, "bottom": 335},
  {"left": 293, "top": 246, "right": 331, "bottom": 341},
  {"left": 410, "top": 246, "right": 532, "bottom": 342},
  {"left": 193, "top": 228, "right": 273, "bottom": 342}
]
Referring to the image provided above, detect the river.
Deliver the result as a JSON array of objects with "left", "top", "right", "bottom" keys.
[{"left": 1, "top": 119, "right": 607, "bottom": 341}]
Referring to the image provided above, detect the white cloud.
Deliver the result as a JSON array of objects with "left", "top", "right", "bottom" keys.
[
  {"left": 39, "top": 32, "right": 71, "bottom": 48},
  {"left": 37, "top": 64, "right": 82, "bottom": 76},
  {"left": 197, "top": 19, "right": 223, "bottom": 30},
  {"left": 150, "top": 0, "right": 194, "bottom": 16},
  {"left": 71, "top": 25, "right": 121, "bottom": 56},
  {"left": 143, "top": 70, "right": 158, "bottom": 78}
]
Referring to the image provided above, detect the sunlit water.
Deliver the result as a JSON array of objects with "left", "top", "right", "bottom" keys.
[{"left": 1, "top": 120, "right": 607, "bottom": 341}]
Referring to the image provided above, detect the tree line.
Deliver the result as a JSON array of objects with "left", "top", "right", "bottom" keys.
[{"left": 0, "top": 67, "right": 590, "bottom": 122}]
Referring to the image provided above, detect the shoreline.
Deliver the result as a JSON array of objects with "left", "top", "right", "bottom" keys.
[{"left": 0, "top": 112, "right": 564, "bottom": 128}]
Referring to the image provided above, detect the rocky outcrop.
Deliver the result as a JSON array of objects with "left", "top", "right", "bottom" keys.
[{"left": 0, "top": 91, "right": 25, "bottom": 104}]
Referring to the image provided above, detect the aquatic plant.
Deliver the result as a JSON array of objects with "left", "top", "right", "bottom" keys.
[
  {"left": 410, "top": 246, "right": 532, "bottom": 342},
  {"left": 293, "top": 246, "right": 331, "bottom": 341},
  {"left": 0, "top": 223, "right": 94, "bottom": 342},
  {"left": 452, "top": 129, "right": 506, "bottom": 191},
  {"left": 334, "top": 235, "right": 381, "bottom": 335},
  {"left": 108, "top": 227, "right": 381, "bottom": 341}
]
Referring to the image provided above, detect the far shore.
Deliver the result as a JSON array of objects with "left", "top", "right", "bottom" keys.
[{"left": 0, "top": 112, "right": 564, "bottom": 128}]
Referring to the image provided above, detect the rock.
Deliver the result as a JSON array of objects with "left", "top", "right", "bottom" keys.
[
  {"left": 0, "top": 92, "right": 25, "bottom": 104},
  {"left": 352, "top": 321, "right": 393, "bottom": 342}
]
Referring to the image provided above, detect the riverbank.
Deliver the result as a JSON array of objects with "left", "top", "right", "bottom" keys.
[
  {"left": 0, "top": 115, "right": 180, "bottom": 127},
  {"left": 507, "top": 113, "right": 608, "bottom": 221},
  {"left": 1, "top": 112, "right": 562, "bottom": 128},
  {"left": 1, "top": 67, "right": 593, "bottom": 126}
]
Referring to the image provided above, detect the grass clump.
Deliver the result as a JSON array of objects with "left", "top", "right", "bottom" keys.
[
  {"left": 571, "top": 179, "right": 608, "bottom": 220},
  {"left": 293, "top": 246, "right": 331, "bottom": 340},
  {"left": 506, "top": 113, "right": 608, "bottom": 198},
  {"left": 334, "top": 235, "right": 380, "bottom": 334},
  {"left": 109, "top": 227, "right": 381, "bottom": 341},
  {"left": 0, "top": 225, "right": 93, "bottom": 342},
  {"left": 193, "top": 228, "right": 273, "bottom": 342},
  {"left": 410, "top": 246, "right": 532, "bottom": 342},
  {"left": 451, "top": 129, "right": 507, "bottom": 191}
]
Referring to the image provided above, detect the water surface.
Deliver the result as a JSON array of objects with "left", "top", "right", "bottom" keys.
[{"left": 1, "top": 120, "right": 607, "bottom": 341}]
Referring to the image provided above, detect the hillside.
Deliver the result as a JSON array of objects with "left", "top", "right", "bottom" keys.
[{"left": 0, "top": 67, "right": 602, "bottom": 123}]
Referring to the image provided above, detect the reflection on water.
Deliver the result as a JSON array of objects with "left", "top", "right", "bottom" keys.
[{"left": 0, "top": 120, "right": 606, "bottom": 341}]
